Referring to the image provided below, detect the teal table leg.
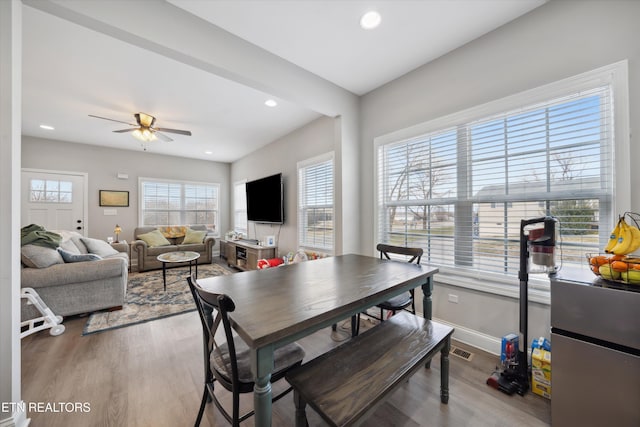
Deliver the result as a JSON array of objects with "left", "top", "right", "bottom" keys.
[
  {"left": 252, "top": 345, "right": 274, "bottom": 427},
  {"left": 422, "top": 277, "right": 433, "bottom": 368}
]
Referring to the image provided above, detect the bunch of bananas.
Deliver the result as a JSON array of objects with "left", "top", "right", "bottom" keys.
[
  {"left": 588, "top": 213, "right": 640, "bottom": 284},
  {"left": 604, "top": 216, "right": 640, "bottom": 255}
]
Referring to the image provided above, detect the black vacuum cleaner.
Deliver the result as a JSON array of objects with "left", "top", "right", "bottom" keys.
[{"left": 487, "top": 216, "right": 558, "bottom": 396}]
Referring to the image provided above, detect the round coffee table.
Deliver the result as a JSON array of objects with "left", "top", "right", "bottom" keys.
[{"left": 157, "top": 251, "right": 201, "bottom": 291}]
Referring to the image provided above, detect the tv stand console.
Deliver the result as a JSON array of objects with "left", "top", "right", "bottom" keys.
[{"left": 220, "top": 239, "right": 277, "bottom": 271}]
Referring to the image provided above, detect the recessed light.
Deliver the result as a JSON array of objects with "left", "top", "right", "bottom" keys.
[
  {"left": 264, "top": 99, "right": 278, "bottom": 107},
  {"left": 39, "top": 124, "right": 54, "bottom": 130},
  {"left": 205, "top": 151, "right": 213, "bottom": 155},
  {"left": 360, "top": 11, "right": 381, "bottom": 30}
]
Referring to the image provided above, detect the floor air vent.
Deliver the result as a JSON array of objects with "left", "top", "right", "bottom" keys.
[{"left": 450, "top": 346, "right": 474, "bottom": 361}]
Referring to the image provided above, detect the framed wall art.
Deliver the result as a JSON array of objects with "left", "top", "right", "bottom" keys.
[{"left": 99, "top": 190, "right": 129, "bottom": 207}]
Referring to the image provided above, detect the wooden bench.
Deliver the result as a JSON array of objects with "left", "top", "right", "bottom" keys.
[{"left": 285, "top": 311, "right": 454, "bottom": 427}]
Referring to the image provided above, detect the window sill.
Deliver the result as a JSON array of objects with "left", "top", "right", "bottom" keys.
[{"left": 431, "top": 266, "right": 551, "bottom": 306}]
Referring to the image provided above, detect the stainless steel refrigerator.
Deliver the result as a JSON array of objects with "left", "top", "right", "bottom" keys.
[{"left": 551, "top": 270, "right": 640, "bottom": 426}]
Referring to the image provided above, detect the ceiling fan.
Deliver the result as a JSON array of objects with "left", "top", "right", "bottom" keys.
[{"left": 88, "top": 112, "right": 192, "bottom": 143}]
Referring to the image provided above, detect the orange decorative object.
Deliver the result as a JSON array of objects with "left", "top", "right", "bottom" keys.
[{"left": 160, "top": 226, "right": 186, "bottom": 238}]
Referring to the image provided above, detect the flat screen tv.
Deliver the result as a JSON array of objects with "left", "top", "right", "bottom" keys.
[{"left": 246, "top": 173, "right": 284, "bottom": 224}]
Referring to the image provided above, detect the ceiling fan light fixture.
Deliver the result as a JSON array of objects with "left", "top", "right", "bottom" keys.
[
  {"left": 136, "top": 112, "right": 155, "bottom": 128},
  {"left": 89, "top": 112, "right": 190, "bottom": 146},
  {"left": 132, "top": 127, "right": 157, "bottom": 142}
]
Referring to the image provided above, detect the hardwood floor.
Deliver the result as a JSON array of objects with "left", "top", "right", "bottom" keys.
[{"left": 21, "top": 311, "right": 550, "bottom": 427}]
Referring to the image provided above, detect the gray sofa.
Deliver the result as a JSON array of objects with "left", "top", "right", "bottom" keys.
[
  {"left": 132, "top": 225, "right": 215, "bottom": 272},
  {"left": 21, "top": 231, "right": 128, "bottom": 319}
]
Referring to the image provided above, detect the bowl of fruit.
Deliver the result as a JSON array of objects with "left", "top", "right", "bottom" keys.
[
  {"left": 588, "top": 212, "right": 640, "bottom": 285},
  {"left": 587, "top": 254, "right": 640, "bottom": 284}
]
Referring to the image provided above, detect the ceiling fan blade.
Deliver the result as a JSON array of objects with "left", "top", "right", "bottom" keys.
[
  {"left": 155, "top": 127, "right": 192, "bottom": 136},
  {"left": 112, "top": 128, "right": 138, "bottom": 133},
  {"left": 154, "top": 131, "right": 173, "bottom": 142},
  {"left": 88, "top": 114, "right": 136, "bottom": 126}
]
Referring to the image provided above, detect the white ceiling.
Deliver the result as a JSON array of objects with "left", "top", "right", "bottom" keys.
[{"left": 21, "top": 0, "right": 546, "bottom": 163}]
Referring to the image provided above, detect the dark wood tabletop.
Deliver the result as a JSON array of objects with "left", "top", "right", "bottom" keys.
[{"left": 197, "top": 253, "right": 438, "bottom": 349}]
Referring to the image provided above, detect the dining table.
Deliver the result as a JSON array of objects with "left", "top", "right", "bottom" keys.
[{"left": 197, "top": 253, "right": 439, "bottom": 427}]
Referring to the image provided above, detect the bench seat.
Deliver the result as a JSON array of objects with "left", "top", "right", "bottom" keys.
[{"left": 285, "top": 311, "right": 454, "bottom": 427}]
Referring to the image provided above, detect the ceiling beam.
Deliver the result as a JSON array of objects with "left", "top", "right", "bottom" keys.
[{"left": 22, "top": 0, "right": 358, "bottom": 117}]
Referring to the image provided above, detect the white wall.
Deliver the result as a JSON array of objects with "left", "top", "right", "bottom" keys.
[
  {"left": 359, "top": 0, "right": 640, "bottom": 352},
  {"left": 231, "top": 116, "right": 337, "bottom": 255},
  {"left": 0, "top": 1, "right": 26, "bottom": 425},
  {"left": 21, "top": 136, "right": 231, "bottom": 248}
]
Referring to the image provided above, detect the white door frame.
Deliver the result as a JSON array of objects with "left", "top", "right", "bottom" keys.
[{"left": 21, "top": 168, "right": 89, "bottom": 234}]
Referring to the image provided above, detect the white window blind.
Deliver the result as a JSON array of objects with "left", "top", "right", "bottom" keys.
[
  {"left": 378, "top": 85, "right": 615, "bottom": 281},
  {"left": 139, "top": 178, "right": 219, "bottom": 233},
  {"left": 298, "top": 153, "right": 334, "bottom": 251},
  {"left": 233, "top": 180, "right": 248, "bottom": 235}
]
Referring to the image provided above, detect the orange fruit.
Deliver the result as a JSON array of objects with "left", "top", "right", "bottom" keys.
[
  {"left": 589, "top": 255, "right": 609, "bottom": 266},
  {"left": 610, "top": 254, "right": 625, "bottom": 261},
  {"left": 611, "top": 261, "right": 629, "bottom": 272}
]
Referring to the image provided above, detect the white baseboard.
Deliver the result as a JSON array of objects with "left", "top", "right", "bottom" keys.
[
  {"left": 427, "top": 315, "right": 502, "bottom": 357},
  {"left": 405, "top": 309, "right": 503, "bottom": 356}
]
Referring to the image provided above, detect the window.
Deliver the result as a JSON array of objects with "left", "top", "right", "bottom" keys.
[
  {"left": 298, "top": 153, "right": 334, "bottom": 252},
  {"left": 233, "top": 180, "right": 248, "bottom": 236},
  {"left": 139, "top": 178, "right": 219, "bottom": 234},
  {"left": 29, "top": 179, "right": 72, "bottom": 203},
  {"left": 376, "top": 62, "right": 629, "bottom": 293}
]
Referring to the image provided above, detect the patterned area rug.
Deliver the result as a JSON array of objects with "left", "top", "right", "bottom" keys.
[{"left": 82, "top": 263, "right": 232, "bottom": 335}]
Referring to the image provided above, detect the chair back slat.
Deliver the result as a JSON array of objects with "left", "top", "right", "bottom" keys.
[
  {"left": 376, "top": 243, "right": 423, "bottom": 264},
  {"left": 187, "top": 275, "right": 304, "bottom": 426},
  {"left": 187, "top": 276, "right": 239, "bottom": 389}
]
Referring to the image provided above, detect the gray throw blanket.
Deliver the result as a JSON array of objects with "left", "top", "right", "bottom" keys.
[{"left": 20, "top": 224, "right": 61, "bottom": 249}]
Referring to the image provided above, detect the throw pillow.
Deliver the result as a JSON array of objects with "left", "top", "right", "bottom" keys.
[
  {"left": 137, "top": 229, "right": 171, "bottom": 247},
  {"left": 57, "top": 248, "right": 102, "bottom": 263},
  {"left": 80, "top": 237, "right": 119, "bottom": 257},
  {"left": 21, "top": 244, "right": 64, "bottom": 268},
  {"left": 53, "top": 230, "right": 87, "bottom": 254},
  {"left": 182, "top": 228, "right": 207, "bottom": 244},
  {"left": 58, "top": 238, "right": 82, "bottom": 255}
]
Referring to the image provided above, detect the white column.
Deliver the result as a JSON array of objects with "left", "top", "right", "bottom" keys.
[{"left": 0, "top": 1, "right": 26, "bottom": 426}]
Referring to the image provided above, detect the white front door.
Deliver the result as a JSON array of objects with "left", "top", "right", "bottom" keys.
[{"left": 21, "top": 169, "right": 87, "bottom": 234}]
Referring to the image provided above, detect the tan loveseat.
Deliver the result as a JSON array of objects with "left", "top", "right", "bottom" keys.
[
  {"left": 132, "top": 225, "right": 216, "bottom": 272},
  {"left": 21, "top": 231, "right": 128, "bottom": 318}
]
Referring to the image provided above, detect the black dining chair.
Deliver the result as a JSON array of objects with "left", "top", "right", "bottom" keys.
[
  {"left": 187, "top": 276, "right": 305, "bottom": 427},
  {"left": 355, "top": 244, "right": 423, "bottom": 335}
]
